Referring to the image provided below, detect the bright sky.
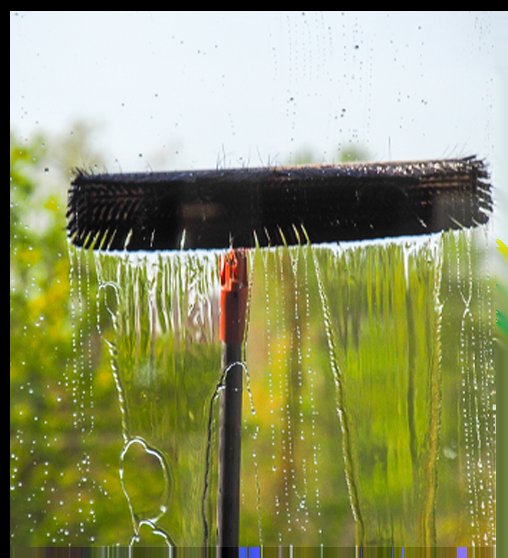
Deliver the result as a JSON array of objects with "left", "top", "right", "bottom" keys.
[{"left": 10, "top": 11, "right": 508, "bottom": 239}]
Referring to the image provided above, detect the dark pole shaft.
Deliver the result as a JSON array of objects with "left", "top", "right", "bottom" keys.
[
  {"left": 217, "top": 250, "right": 248, "bottom": 556},
  {"left": 217, "top": 342, "right": 243, "bottom": 553}
]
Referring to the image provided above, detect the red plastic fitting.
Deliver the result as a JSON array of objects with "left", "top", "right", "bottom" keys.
[{"left": 219, "top": 249, "right": 248, "bottom": 344}]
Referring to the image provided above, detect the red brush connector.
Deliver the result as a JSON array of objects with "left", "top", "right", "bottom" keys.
[{"left": 219, "top": 249, "right": 248, "bottom": 344}]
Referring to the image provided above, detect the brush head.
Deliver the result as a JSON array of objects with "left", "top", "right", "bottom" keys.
[{"left": 67, "top": 156, "right": 491, "bottom": 251}]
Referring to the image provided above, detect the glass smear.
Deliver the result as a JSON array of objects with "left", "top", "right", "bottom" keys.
[{"left": 82, "top": 228, "right": 495, "bottom": 548}]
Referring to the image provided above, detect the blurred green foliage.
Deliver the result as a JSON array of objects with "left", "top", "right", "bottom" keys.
[
  {"left": 10, "top": 129, "right": 373, "bottom": 548},
  {"left": 10, "top": 127, "right": 134, "bottom": 546},
  {"left": 292, "top": 144, "right": 369, "bottom": 165},
  {"left": 10, "top": 128, "right": 497, "bottom": 550}
]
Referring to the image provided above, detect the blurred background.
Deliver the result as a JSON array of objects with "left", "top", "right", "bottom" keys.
[{"left": 10, "top": 10, "right": 507, "bottom": 549}]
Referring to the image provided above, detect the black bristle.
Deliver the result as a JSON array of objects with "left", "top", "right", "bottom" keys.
[{"left": 66, "top": 157, "right": 492, "bottom": 251}]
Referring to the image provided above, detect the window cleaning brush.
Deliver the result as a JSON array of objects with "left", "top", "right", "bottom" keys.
[
  {"left": 66, "top": 156, "right": 491, "bottom": 554},
  {"left": 68, "top": 156, "right": 491, "bottom": 252}
]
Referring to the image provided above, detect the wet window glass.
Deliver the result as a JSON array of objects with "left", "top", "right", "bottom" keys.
[{"left": 10, "top": 11, "right": 507, "bottom": 553}]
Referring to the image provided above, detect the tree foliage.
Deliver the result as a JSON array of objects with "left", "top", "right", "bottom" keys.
[
  {"left": 10, "top": 129, "right": 496, "bottom": 548},
  {"left": 10, "top": 128, "right": 131, "bottom": 546}
]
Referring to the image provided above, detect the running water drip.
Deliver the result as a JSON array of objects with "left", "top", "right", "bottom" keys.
[
  {"left": 66, "top": 243, "right": 101, "bottom": 543},
  {"left": 301, "top": 247, "right": 323, "bottom": 540},
  {"left": 244, "top": 377, "right": 264, "bottom": 541},
  {"left": 311, "top": 236, "right": 446, "bottom": 546},
  {"left": 451, "top": 228, "right": 496, "bottom": 547},
  {"left": 93, "top": 249, "right": 221, "bottom": 548},
  {"left": 279, "top": 245, "right": 297, "bottom": 539},
  {"left": 67, "top": 226, "right": 495, "bottom": 548},
  {"left": 311, "top": 245, "right": 365, "bottom": 546},
  {"left": 200, "top": 359, "right": 263, "bottom": 548}
]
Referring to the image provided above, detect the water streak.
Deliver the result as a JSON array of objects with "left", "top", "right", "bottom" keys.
[
  {"left": 312, "top": 246, "right": 365, "bottom": 545},
  {"left": 77, "top": 228, "right": 495, "bottom": 547}
]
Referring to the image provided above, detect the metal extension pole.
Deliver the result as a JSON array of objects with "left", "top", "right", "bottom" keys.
[{"left": 217, "top": 249, "right": 248, "bottom": 556}]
